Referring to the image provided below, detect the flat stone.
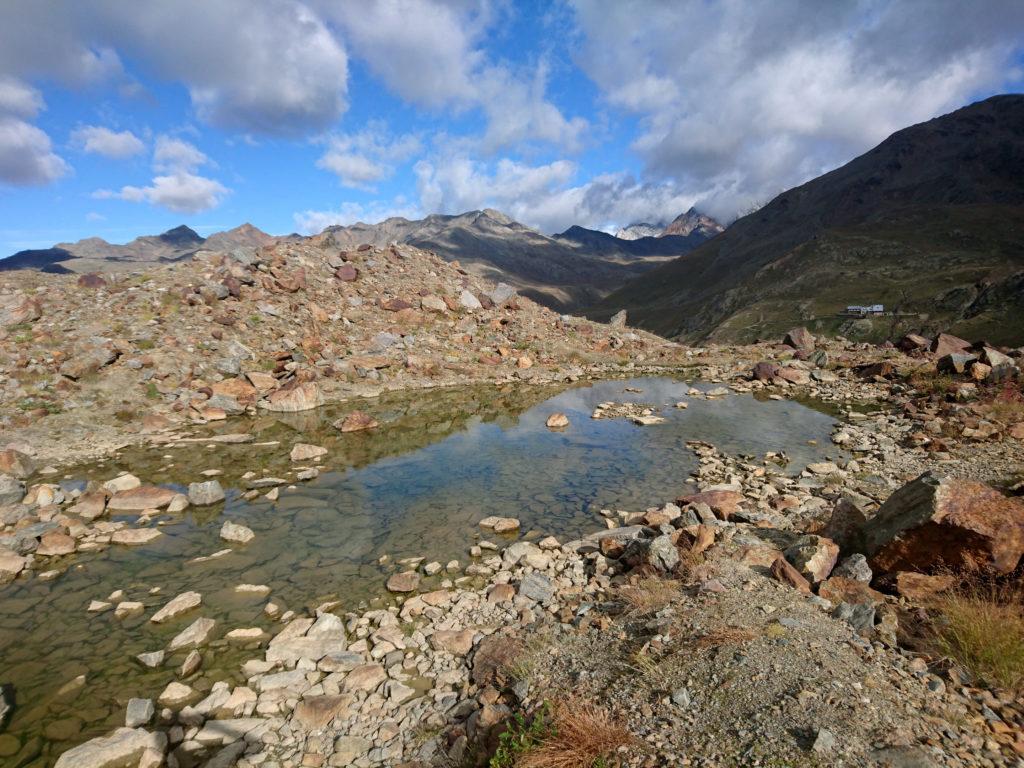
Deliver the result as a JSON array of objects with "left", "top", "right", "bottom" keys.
[
  {"left": 290, "top": 443, "right": 328, "bottom": 461},
  {"left": 110, "top": 528, "right": 163, "bottom": 546},
  {"left": 342, "top": 664, "right": 386, "bottom": 693},
  {"left": 334, "top": 411, "right": 379, "bottom": 432},
  {"left": 36, "top": 531, "right": 75, "bottom": 557},
  {"left": 220, "top": 520, "right": 254, "bottom": 544},
  {"left": 386, "top": 571, "right": 419, "bottom": 593},
  {"left": 194, "top": 718, "right": 267, "bottom": 746},
  {"left": 53, "top": 727, "right": 166, "bottom": 768},
  {"left": 518, "top": 572, "right": 554, "bottom": 602},
  {"left": 260, "top": 381, "right": 323, "bottom": 413},
  {"left": 294, "top": 696, "right": 348, "bottom": 730},
  {"left": 107, "top": 486, "right": 177, "bottom": 511},
  {"left": 430, "top": 629, "right": 475, "bottom": 656},
  {"left": 150, "top": 591, "right": 201, "bottom": 623},
  {"left": 168, "top": 617, "right": 216, "bottom": 651},
  {"left": 158, "top": 681, "right": 196, "bottom": 708}
]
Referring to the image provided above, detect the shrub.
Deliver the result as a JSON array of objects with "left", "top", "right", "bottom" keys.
[
  {"left": 517, "top": 699, "right": 633, "bottom": 768},
  {"left": 928, "top": 579, "right": 1024, "bottom": 692}
]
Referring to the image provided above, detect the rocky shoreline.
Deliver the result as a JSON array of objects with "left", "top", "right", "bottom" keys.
[{"left": 1, "top": 321, "right": 1023, "bottom": 767}]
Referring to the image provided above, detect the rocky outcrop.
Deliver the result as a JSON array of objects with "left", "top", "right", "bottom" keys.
[{"left": 860, "top": 473, "right": 1024, "bottom": 575}]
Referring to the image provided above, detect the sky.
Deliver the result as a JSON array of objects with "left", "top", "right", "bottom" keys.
[{"left": 0, "top": 0, "right": 1022, "bottom": 255}]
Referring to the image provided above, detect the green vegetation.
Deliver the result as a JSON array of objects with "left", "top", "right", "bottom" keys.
[
  {"left": 490, "top": 703, "right": 553, "bottom": 768},
  {"left": 930, "top": 580, "right": 1024, "bottom": 692}
]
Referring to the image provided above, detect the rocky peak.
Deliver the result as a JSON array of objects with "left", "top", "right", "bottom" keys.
[
  {"left": 661, "top": 207, "right": 725, "bottom": 238},
  {"left": 159, "top": 225, "right": 204, "bottom": 246}
]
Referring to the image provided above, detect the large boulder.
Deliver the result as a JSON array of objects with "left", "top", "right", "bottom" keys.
[
  {"left": 259, "top": 381, "right": 323, "bottom": 413},
  {"left": 861, "top": 473, "right": 1024, "bottom": 576},
  {"left": 930, "top": 333, "right": 971, "bottom": 358},
  {"left": 783, "top": 327, "right": 815, "bottom": 352},
  {"left": 0, "top": 293, "right": 40, "bottom": 328}
]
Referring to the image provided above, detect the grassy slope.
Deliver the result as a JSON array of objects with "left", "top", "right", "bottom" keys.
[{"left": 596, "top": 204, "right": 1024, "bottom": 345}]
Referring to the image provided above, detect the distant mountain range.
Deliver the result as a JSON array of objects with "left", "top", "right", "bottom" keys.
[
  {"left": 0, "top": 223, "right": 278, "bottom": 274},
  {"left": 615, "top": 208, "right": 725, "bottom": 241},
  {"left": 1, "top": 209, "right": 720, "bottom": 312},
  {"left": 317, "top": 208, "right": 718, "bottom": 310},
  {"left": 591, "top": 94, "right": 1024, "bottom": 346}
]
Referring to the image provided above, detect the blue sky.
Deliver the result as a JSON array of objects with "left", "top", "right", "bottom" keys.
[{"left": 1, "top": 0, "right": 1022, "bottom": 256}]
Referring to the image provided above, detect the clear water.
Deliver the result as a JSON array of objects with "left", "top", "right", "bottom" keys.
[{"left": 0, "top": 376, "right": 843, "bottom": 766}]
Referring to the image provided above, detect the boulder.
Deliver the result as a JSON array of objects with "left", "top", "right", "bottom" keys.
[
  {"left": 188, "top": 480, "right": 225, "bottom": 506},
  {"left": 0, "top": 475, "right": 25, "bottom": 505},
  {"left": 290, "top": 443, "right": 327, "bottom": 461},
  {"left": 0, "top": 293, "right": 40, "bottom": 328},
  {"left": 59, "top": 346, "right": 117, "bottom": 379},
  {"left": 783, "top": 327, "right": 815, "bottom": 352},
  {"left": 545, "top": 413, "right": 569, "bottom": 429},
  {"left": 621, "top": 534, "right": 680, "bottom": 572},
  {"left": 861, "top": 472, "right": 1024, "bottom": 575},
  {"left": 937, "top": 353, "right": 976, "bottom": 374},
  {"left": 0, "top": 449, "right": 34, "bottom": 479},
  {"left": 334, "top": 411, "right": 379, "bottom": 432},
  {"left": 783, "top": 535, "right": 839, "bottom": 582},
  {"left": 608, "top": 310, "right": 627, "bottom": 328},
  {"left": 168, "top": 618, "right": 217, "bottom": 651},
  {"left": 831, "top": 553, "right": 872, "bottom": 583},
  {"left": 260, "top": 381, "right": 323, "bottom": 412},
  {"left": 52, "top": 727, "right": 166, "bottom": 768},
  {"left": 386, "top": 571, "right": 419, "bottom": 593},
  {"left": 770, "top": 556, "right": 811, "bottom": 594},
  {"left": 751, "top": 362, "right": 780, "bottom": 382},
  {"left": 458, "top": 290, "right": 482, "bottom": 310},
  {"left": 898, "top": 334, "right": 930, "bottom": 353},
  {"left": 150, "top": 591, "right": 202, "bottom": 623},
  {"left": 931, "top": 333, "right": 971, "bottom": 358},
  {"left": 677, "top": 490, "right": 745, "bottom": 520}
]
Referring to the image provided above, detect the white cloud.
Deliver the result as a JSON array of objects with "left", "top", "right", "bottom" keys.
[
  {"left": 71, "top": 125, "right": 144, "bottom": 159},
  {"left": 95, "top": 133, "right": 227, "bottom": 213},
  {"left": 316, "top": 123, "right": 421, "bottom": 188},
  {"left": 294, "top": 198, "right": 421, "bottom": 234},
  {"left": 113, "top": 173, "right": 228, "bottom": 214},
  {"left": 0, "top": 117, "right": 70, "bottom": 185},
  {"left": 570, "top": 0, "right": 1024, "bottom": 219},
  {"left": 0, "top": 1, "right": 349, "bottom": 135},
  {"left": 153, "top": 136, "right": 208, "bottom": 172},
  {"left": 321, "top": 1, "right": 586, "bottom": 152},
  {"left": 0, "top": 77, "right": 44, "bottom": 118}
]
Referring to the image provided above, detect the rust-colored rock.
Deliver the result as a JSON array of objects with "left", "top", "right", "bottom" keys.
[
  {"left": 783, "top": 327, "right": 815, "bottom": 352},
  {"left": 0, "top": 449, "right": 34, "bottom": 479},
  {"left": 334, "top": 264, "right": 358, "bottom": 282},
  {"left": 677, "top": 490, "right": 745, "bottom": 520},
  {"left": 931, "top": 332, "right": 972, "bottom": 358},
  {"left": 77, "top": 273, "right": 107, "bottom": 289},
  {"left": 211, "top": 377, "right": 258, "bottom": 404},
  {"left": 862, "top": 472, "right": 1024, "bottom": 576},
  {"left": 751, "top": 361, "right": 780, "bottom": 382},
  {"left": 107, "top": 486, "right": 178, "bottom": 511},
  {"left": 783, "top": 534, "right": 839, "bottom": 582},
  {"left": 770, "top": 556, "right": 811, "bottom": 594},
  {"left": 818, "top": 576, "right": 885, "bottom": 606},
  {"left": 881, "top": 571, "right": 956, "bottom": 601},
  {"left": 335, "top": 411, "right": 379, "bottom": 432},
  {"left": 260, "top": 381, "right": 323, "bottom": 413},
  {"left": 471, "top": 633, "right": 524, "bottom": 686}
]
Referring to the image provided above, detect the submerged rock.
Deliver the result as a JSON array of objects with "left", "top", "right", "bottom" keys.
[{"left": 52, "top": 727, "right": 166, "bottom": 768}]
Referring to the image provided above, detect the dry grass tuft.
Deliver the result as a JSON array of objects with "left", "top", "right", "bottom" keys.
[
  {"left": 928, "top": 578, "right": 1024, "bottom": 693},
  {"left": 518, "top": 699, "right": 634, "bottom": 768},
  {"left": 617, "top": 576, "right": 681, "bottom": 615},
  {"left": 692, "top": 626, "right": 757, "bottom": 649}
]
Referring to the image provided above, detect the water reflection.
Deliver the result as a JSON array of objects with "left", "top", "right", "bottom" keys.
[{"left": 0, "top": 376, "right": 843, "bottom": 766}]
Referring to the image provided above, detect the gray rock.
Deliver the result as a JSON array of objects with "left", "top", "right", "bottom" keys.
[
  {"left": 0, "top": 475, "right": 24, "bottom": 506},
  {"left": 670, "top": 687, "right": 692, "bottom": 708},
  {"left": 518, "top": 572, "right": 554, "bottom": 603},
  {"left": 125, "top": 698, "right": 154, "bottom": 728},
  {"left": 188, "top": 480, "right": 225, "bottom": 506},
  {"left": 832, "top": 553, "right": 872, "bottom": 583},
  {"left": 812, "top": 728, "right": 837, "bottom": 754},
  {"left": 832, "top": 602, "right": 875, "bottom": 635}
]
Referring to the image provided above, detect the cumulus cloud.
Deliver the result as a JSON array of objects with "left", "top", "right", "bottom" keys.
[
  {"left": 0, "top": 1, "right": 349, "bottom": 135},
  {"left": 321, "top": 1, "right": 586, "bottom": 152},
  {"left": 95, "top": 134, "right": 227, "bottom": 213},
  {"left": 113, "top": 173, "right": 228, "bottom": 214},
  {"left": 316, "top": 123, "right": 421, "bottom": 188},
  {"left": 0, "top": 77, "right": 68, "bottom": 185},
  {"left": 0, "top": 117, "right": 70, "bottom": 185},
  {"left": 570, "top": 0, "right": 1024, "bottom": 219},
  {"left": 71, "top": 125, "right": 144, "bottom": 159}
]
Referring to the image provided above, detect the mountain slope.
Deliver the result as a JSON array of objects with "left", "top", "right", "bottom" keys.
[
  {"left": 1, "top": 224, "right": 276, "bottom": 274},
  {"left": 320, "top": 209, "right": 710, "bottom": 311},
  {"left": 591, "top": 94, "right": 1024, "bottom": 345},
  {"left": 615, "top": 222, "right": 665, "bottom": 240},
  {"left": 662, "top": 207, "right": 725, "bottom": 238}
]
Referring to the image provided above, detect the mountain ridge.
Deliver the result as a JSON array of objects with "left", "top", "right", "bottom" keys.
[{"left": 591, "top": 94, "right": 1024, "bottom": 345}]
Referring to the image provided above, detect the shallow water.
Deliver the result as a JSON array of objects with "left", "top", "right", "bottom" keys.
[{"left": 0, "top": 376, "right": 844, "bottom": 765}]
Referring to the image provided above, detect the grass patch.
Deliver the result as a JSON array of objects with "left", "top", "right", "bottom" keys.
[
  {"left": 492, "top": 699, "right": 634, "bottom": 768},
  {"left": 135, "top": 338, "right": 156, "bottom": 350},
  {"left": 928, "top": 579, "right": 1024, "bottom": 692},
  {"left": 617, "top": 576, "right": 680, "bottom": 616},
  {"left": 907, "top": 368, "right": 956, "bottom": 397}
]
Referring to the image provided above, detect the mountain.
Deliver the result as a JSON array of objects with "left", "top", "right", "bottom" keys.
[
  {"left": 662, "top": 207, "right": 725, "bottom": 238},
  {"left": 615, "top": 222, "right": 666, "bottom": 240},
  {"left": 591, "top": 95, "right": 1024, "bottom": 345},
  {"left": 319, "top": 209, "right": 710, "bottom": 311},
  {"left": 1, "top": 223, "right": 277, "bottom": 274}
]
